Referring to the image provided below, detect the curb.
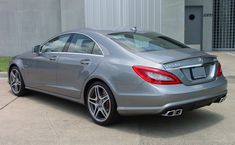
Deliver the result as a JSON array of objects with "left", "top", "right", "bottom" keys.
[{"left": 0, "top": 72, "right": 7, "bottom": 78}]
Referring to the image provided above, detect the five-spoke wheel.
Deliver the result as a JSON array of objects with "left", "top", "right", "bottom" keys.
[
  {"left": 9, "top": 66, "right": 27, "bottom": 96},
  {"left": 86, "top": 82, "right": 118, "bottom": 125},
  {"left": 88, "top": 85, "right": 111, "bottom": 122}
]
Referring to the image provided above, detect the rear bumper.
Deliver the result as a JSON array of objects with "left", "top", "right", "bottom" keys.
[
  {"left": 116, "top": 76, "right": 227, "bottom": 115},
  {"left": 160, "top": 92, "right": 227, "bottom": 115}
]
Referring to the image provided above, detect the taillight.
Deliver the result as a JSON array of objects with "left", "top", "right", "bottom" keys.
[
  {"left": 132, "top": 66, "right": 181, "bottom": 85},
  {"left": 217, "top": 63, "right": 222, "bottom": 77}
]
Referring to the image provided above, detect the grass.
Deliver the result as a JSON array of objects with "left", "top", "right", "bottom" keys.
[{"left": 0, "top": 56, "right": 11, "bottom": 72}]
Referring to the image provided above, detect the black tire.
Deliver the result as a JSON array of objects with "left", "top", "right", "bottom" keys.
[
  {"left": 9, "top": 66, "right": 27, "bottom": 96},
  {"left": 86, "top": 81, "right": 119, "bottom": 126}
]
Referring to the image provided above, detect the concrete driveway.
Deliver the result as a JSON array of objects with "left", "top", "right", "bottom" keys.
[{"left": 0, "top": 52, "right": 235, "bottom": 145}]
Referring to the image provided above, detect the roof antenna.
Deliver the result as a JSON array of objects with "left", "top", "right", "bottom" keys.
[{"left": 130, "top": 26, "right": 137, "bottom": 33}]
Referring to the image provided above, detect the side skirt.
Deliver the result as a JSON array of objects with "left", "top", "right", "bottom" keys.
[{"left": 25, "top": 86, "right": 85, "bottom": 105}]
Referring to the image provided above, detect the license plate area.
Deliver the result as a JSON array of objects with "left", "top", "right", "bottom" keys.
[{"left": 191, "top": 66, "right": 206, "bottom": 80}]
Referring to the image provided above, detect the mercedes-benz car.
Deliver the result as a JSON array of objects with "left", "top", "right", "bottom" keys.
[{"left": 8, "top": 29, "right": 227, "bottom": 125}]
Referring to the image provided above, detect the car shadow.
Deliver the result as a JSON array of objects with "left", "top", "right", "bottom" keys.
[
  {"left": 24, "top": 91, "right": 224, "bottom": 138},
  {"left": 112, "top": 109, "right": 224, "bottom": 138},
  {"left": 25, "top": 91, "right": 90, "bottom": 120}
]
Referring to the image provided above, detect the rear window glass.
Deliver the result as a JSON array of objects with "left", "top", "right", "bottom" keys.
[{"left": 108, "top": 32, "right": 189, "bottom": 52}]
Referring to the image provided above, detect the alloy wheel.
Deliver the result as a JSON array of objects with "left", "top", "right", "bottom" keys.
[
  {"left": 87, "top": 85, "right": 111, "bottom": 122},
  {"left": 10, "top": 69, "right": 22, "bottom": 94}
]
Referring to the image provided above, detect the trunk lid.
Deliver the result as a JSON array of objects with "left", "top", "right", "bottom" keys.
[{"left": 135, "top": 48, "right": 218, "bottom": 86}]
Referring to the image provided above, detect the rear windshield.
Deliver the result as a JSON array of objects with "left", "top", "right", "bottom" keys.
[{"left": 109, "top": 32, "right": 189, "bottom": 52}]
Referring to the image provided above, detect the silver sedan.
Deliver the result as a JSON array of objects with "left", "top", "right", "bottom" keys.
[{"left": 8, "top": 29, "right": 227, "bottom": 125}]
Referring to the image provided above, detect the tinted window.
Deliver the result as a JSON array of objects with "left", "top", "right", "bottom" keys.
[
  {"left": 92, "top": 44, "right": 103, "bottom": 55},
  {"left": 41, "top": 34, "right": 70, "bottom": 53},
  {"left": 68, "top": 34, "right": 103, "bottom": 55},
  {"left": 68, "top": 34, "right": 94, "bottom": 54},
  {"left": 109, "top": 32, "right": 189, "bottom": 52}
]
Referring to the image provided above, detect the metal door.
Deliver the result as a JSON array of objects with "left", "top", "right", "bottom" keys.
[{"left": 185, "top": 6, "right": 203, "bottom": 50}]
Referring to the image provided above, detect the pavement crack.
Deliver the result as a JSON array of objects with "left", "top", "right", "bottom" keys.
[{"left": 0, "top": 97, "right": 18, "bottom": 111}]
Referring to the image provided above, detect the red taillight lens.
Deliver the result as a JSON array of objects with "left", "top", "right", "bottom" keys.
[
  {"left": 217, "top": 63, "right": 222, "bottom": 77},
  {"left": 132, "top": 66, "right": 181, "bottom": 85}
]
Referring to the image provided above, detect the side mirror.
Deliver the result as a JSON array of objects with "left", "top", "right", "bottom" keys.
[{"left": 32, "top": 45, "right": 41, "bottom": 55}]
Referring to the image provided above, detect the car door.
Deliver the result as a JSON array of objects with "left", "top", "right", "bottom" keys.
[
  {"left": 28, "top": 34, "right": 72, "bottom": 92},
  {"left": 56, "top": 33, "right": 103, "bottom": 98}
]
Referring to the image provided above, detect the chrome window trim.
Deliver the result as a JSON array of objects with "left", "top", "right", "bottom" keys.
[{"left": 44, "top": 51, "right": 104, "bottom": 57}]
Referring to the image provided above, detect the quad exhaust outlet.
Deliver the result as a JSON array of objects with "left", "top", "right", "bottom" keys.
[{"left": 162, "top": 109, "right": 183, "bottom": 117}]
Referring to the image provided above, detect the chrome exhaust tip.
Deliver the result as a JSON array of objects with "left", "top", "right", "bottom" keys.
[
  {"left": 218, "top": 97, "right": 226, "bottom": 103},
  {"left": 162, "top": 109, "right": 183, "bottom": 117},
  {"left": 175, "top": 109, "right": 183, "bottom": 116}
]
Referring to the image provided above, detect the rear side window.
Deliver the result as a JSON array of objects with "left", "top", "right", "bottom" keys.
[
  {"left": 92, "top": 44, "right": 103, "bottom": 55},
  {"left": 68, "top": 34, "right": 103, "bottom": 55},
  {"left": 109, "top": 32, "right": 189, "bottom": 52},
  {"left": 41, "top": 34, "right": 71, "bottom": 53}
]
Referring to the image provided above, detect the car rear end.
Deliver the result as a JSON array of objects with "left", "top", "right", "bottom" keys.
[
  {"left": 117, "top": 59, "right": 227, "bottom": 116},
  {"left": 118, "top": 62, "right": 227, "bottom": 116},
  {"left": 108, "top": 31, "right": 227, "bottom": 116},
  {"left": 158, "top": 56, "right": 227, "bottom": 116}
]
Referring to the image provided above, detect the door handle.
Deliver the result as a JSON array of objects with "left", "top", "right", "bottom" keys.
[
  {"left": 49, "top": 56, "right": 57, "bottom": 61},
  {"left": 80, "top": 59, "right": 91, "bottom": 65}
]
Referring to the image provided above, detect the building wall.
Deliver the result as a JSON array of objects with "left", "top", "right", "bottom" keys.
[
  {"left": 61, "top": 0, "right": 85, "bottom": 31},
  {"left": 85, "top": 0, "right": 185, "bottom": 42},
  {"left": 186, "top": 0, "right": 213, "bottom": 51},
  {"left": 161, "top": 0, "right": 185, "bottom": 43},
  {"left": 0, "top": 0, "right": 62, "bottom": 56},
  {"left": 85, "top": 0, "right": 162, "bottom": 32},
  {"left": 0, "top": 0, "right": 185, "bottom": 56}
]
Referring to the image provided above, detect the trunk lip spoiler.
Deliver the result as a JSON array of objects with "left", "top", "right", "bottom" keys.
[{"left": 163, "top": 55, "right": 218, "bottom": 70}]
